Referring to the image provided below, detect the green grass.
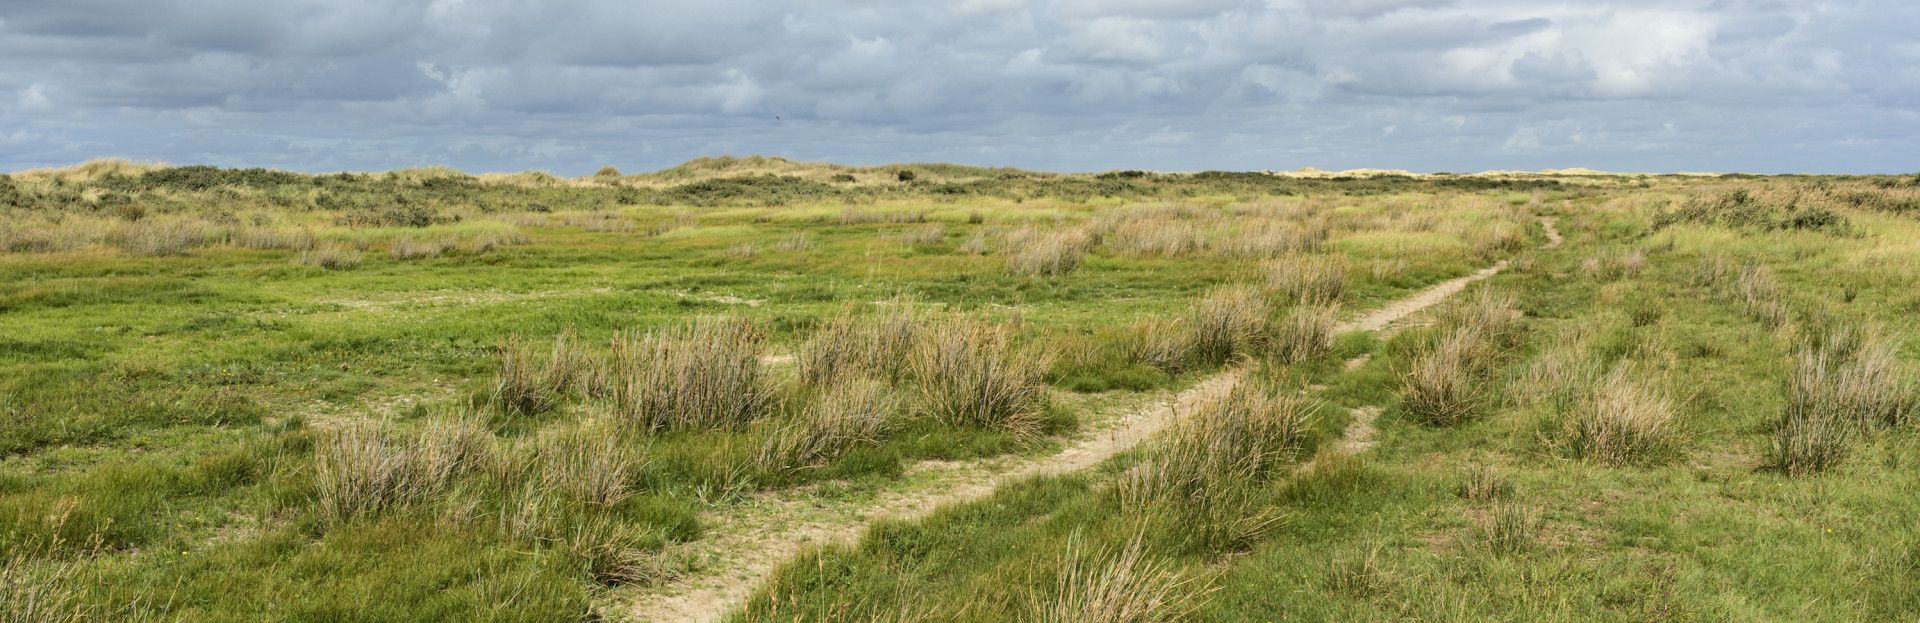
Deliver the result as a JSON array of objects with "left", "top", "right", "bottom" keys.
[{"left": 4, "top": 162, "right": 1918, "bottom": 621}]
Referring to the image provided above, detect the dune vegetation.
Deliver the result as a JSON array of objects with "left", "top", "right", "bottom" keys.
[{"left": 2, "top": 157, "right": 1918, "bottom": 621}]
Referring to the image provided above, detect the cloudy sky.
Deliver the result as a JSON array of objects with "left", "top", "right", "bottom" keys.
[{"left": 2, "top": 0, "right": 1915, "bottom": 174}]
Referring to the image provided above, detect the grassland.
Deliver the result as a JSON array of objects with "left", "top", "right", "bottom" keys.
[{"left": 2, "top": 157, "right": 1917, "bottom": 622}]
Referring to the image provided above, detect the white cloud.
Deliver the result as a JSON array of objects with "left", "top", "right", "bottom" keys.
[
  {"left": 19, "top": 84, "right": 51, "bottom": 111},
  {"left": 0, "top": 0, "right": 1914, "bottom": 173}
]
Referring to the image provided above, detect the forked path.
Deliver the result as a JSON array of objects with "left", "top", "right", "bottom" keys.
[{"left": 620, "top": 249, "right": 1525, "bottom": 622}]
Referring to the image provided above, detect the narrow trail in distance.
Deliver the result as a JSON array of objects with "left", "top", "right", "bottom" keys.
[{"left": 621, "top": 234, "right": 1542, "bottom": 622}]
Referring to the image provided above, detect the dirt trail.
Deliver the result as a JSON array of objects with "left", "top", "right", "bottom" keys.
[
  {"left": 1338, "top": 261, "right": 1507, "bottom": 334},
  {"left": 620, "top": 248, "right": 1522, "bottom": 622},
  {"left": 1334, "top": 406, "right": 1382, "bottom": 455},
  {"left": 621, "top": 372, "right": 1241, "bottom": 622},
  {"left": 1541, "top": 216, "right": 1564, "bottom": 248}
]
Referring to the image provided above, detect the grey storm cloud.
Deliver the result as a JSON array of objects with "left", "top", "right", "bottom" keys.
[{"left": 1, "top": 0, "right": 1916, "bottom": 173}]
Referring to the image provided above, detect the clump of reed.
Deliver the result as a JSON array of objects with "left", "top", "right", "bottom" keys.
[
  {"left": 1006, "top": 227, "right": 1093, "bottom": 277},
  {"left": 1189, "top": 286, "right": 1270, "bottom": 365},
  {"left": 911, "top": 317, "right": 1048, "bottom": 433},
  {"left": 1032, "top": 534, "right": 1208, "bottom": 623},
  {"left": 602, "top": 317, "right": 773, "bottom": 431},
  {"left": 1264, "top": 255, "right": 1347, "bottom": 304},
  {"left": 756, "top": 378, "right": 897, "bottom": 472},
  {"left": 490, "top": 333, "right": 587, "bottom": 418},
  {"left": 299, "top": 244, "right": 363, "bottom": 270},
  {"left": 313, "top": 417, "right": 491, "bottom": 526},
  {"left": 1772, "top": 325, "right": 1918, "bottom": 474},
  {"left": 389, "top": 236, "right": 454, "bottom": 260},
  {"left": 797, "top": 302, "right": 918, "bottom": 386},
  {"left": 1269, "top": 303, "right": 1337, "bottom": 364}
]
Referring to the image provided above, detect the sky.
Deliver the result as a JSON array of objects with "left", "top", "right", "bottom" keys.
[{"left": 2, "top": 0, "right": 1916, "bottom": 174}]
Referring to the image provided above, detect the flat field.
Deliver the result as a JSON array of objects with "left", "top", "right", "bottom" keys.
[{"left": 3, "top": 158, "right": 1918, "bottom": 622}]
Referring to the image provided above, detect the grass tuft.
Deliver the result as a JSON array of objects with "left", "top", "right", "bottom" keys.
[
  {"left": 1400, "top": 330, "right": 1484, "bottom": 426},
  {"left": 1006, "top": 228, "right": 1091, "bottom": 277},
  {"left": 299, "top": 244, "right": 363, "bottom": 270},
  {"left": 1120, "top": 314, "right": 1194, "bottom": 373},
  {"left": 1269, "top": 303, "right": 1337, "bottom": 364},
  {"left": 1562, "top": 366, "right": 1675, "bottom": 464},
  {"left": 313, "top": 418, "right": 488, "bottom": 526},
  {"left": 911, "top": 318, "right": 1048, "bottom": 433},
  {"left": 1190, "top": 286, "right": 1269, "bottom": 365},
  {"left": 489, "top": 334, "right": 584, "bottom": 418},
  {"left": 1478, "top": 503, "right": 1536, "bottom": 557},
  {"left": 757, "top": 378, "right": 897, "bottom": 472},
  {"left": 1119, "top": 381, "right": 1316, "bottom": 506},
  {"left": 798, "top": 302, "right": 918, "bottom": 386},
  {"left": 1033, "top": 534, "right": 1207, "bottom": 623},
  {"left": 389, "top": 236, "right": 453, "bottom": 260},
  {"left": 1457, "top": 465, "right": 1512, "bottom": 502},
  {"left": 1773, "top": 326, "right": 1918, "bottom": 474},
  {"left": 534, "top": 417, "right": 639, "bottom": 508},
  {"left": 1264, "top": 255, "right": 1347, "bottom": 304},
  {"left": 604, "top": 317, "right": 773, "bottom": 432}
]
